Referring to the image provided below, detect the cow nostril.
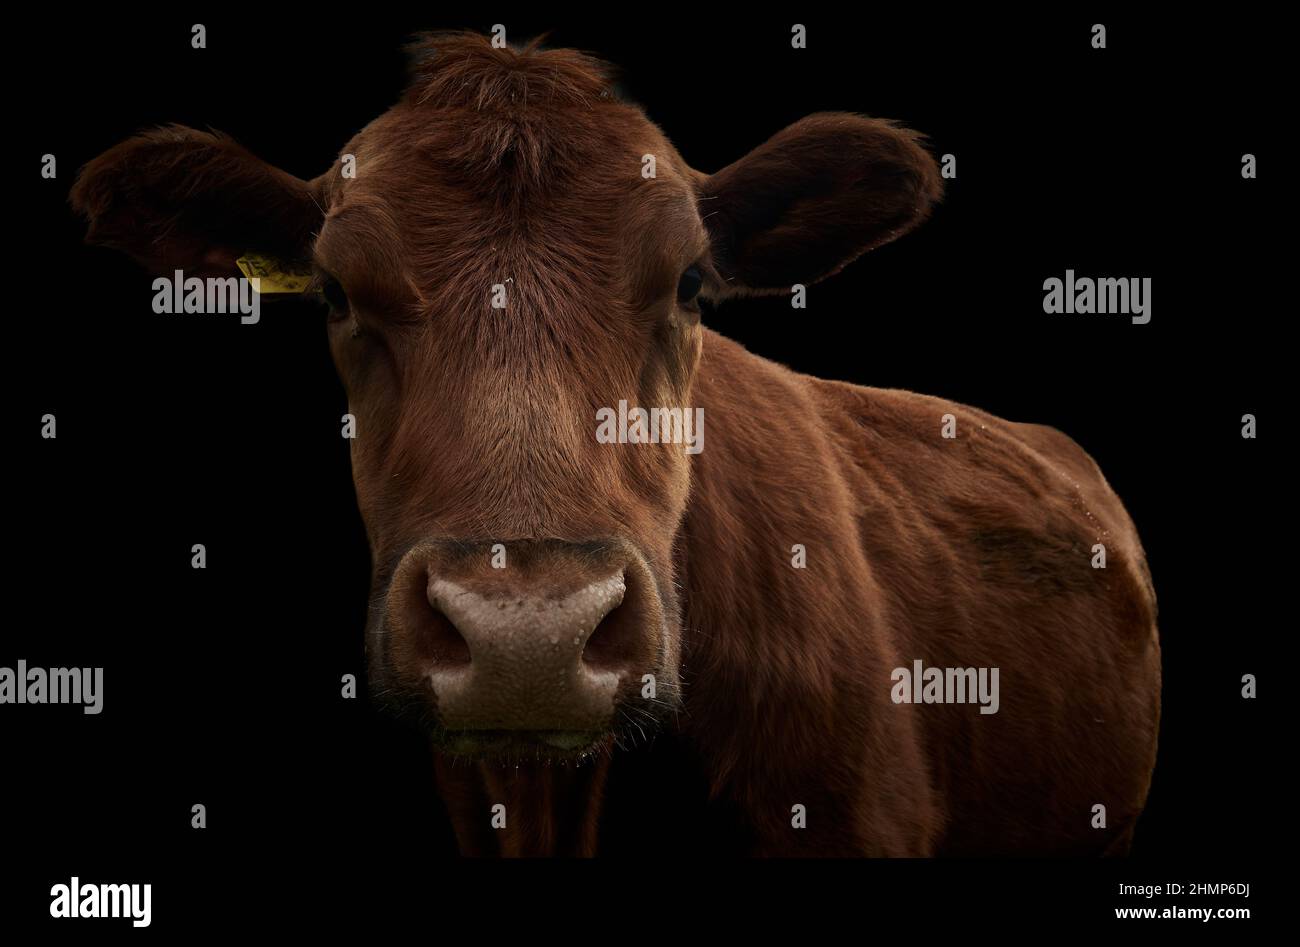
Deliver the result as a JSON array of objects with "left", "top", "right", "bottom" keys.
[
  {"left": 417, "top": 587, "right": 472, "bottom": 668},
  {"left": 426, "top": 608, "right": 472, "bottom": 667},
  {"left": 582, "top": 574, "right": 641, "bottom": 672}
]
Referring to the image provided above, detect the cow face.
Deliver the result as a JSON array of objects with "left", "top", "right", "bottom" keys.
[{"left": 72, "top": 33, "right": 941, "bottom": 759}]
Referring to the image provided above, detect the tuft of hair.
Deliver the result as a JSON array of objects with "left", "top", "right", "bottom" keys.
[
  {"left": 400, "top": 32, "right": 626, "bottom": 198},
  {"left": 403, "top": 31, "right": 617, "bottom": 111}
]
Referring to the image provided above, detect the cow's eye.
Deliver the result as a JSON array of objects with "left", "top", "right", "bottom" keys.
[
  {"left": 320, "top": 273, "right": 350, "bottom": 317},
  {"left": 677, "top": 265, "right": 703, "bottom": 304}
]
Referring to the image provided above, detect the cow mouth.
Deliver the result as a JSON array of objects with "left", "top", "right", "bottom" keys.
[{"left": 438, "top": 729, "right": 610, "bottom": 760}]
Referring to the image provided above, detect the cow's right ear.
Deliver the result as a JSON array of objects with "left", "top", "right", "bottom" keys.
[{"left": 70, "top": 125, "right": 324, "bottom": 278}]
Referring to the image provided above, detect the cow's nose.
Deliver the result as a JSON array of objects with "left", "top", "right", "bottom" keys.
[{"left": 420, "top": 572, "right": 636, "bottom": 732}]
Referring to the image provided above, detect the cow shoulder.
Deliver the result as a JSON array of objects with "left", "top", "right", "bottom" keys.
[{"left": 809, "top": 377, "right": 1157, "bottom": 633}]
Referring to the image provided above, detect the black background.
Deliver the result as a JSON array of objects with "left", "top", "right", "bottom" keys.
[{"left": 7, "top": 7, "right": 1281, "bottom": 932}]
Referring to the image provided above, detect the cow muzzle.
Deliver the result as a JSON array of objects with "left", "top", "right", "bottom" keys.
[{"left": 382, "top": 540, "right": 665, "bottom": 747}]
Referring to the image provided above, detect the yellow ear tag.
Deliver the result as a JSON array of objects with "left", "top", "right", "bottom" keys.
[{"left": 236, "top": 253, "right": 315, "bottom": 294}]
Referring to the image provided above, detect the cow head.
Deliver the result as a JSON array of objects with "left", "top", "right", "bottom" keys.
[{"left": 72, "top": 32, "right": 941, "bottom": 760}]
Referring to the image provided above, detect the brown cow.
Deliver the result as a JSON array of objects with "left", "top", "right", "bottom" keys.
[{"left": 71, "top": 32, "right": 1160, "bottom": 856}]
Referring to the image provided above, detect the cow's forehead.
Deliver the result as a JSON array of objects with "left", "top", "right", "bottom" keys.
[
  {"left": 329, "top": 100, "right": 689, "bottom": 212},
  {"left": 312, "top": 35, "right": 706, "bottom": 304},
  {"left": 315, "top": 102, "right": 704, "bottom": 305}
]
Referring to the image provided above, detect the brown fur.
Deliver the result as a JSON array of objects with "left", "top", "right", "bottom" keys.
[{"left": 71, "top": 32, "right": 1159, "bottom": 856}]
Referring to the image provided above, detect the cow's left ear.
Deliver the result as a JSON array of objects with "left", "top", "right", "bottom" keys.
[
  {"left": 698, "top": 113, "right": 942, "bottom": 296},
  {"left": 70, "top": 125, "right": 325, "bottom": 279}
]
